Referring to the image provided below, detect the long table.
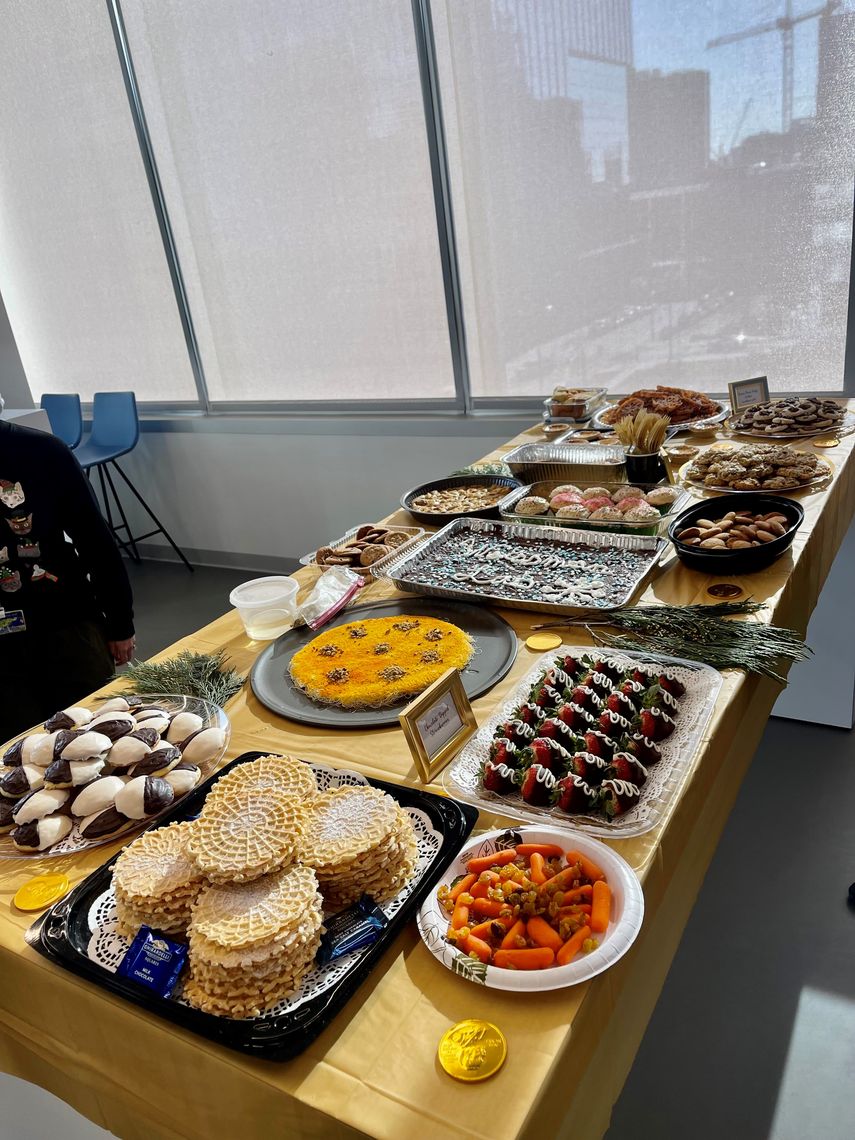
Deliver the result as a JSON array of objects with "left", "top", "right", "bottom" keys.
[{"left": 2, "top": 419, "right": 854, "bottom": 1140}]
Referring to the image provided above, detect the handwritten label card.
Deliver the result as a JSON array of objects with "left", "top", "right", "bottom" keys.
[{"left": 400, "top": 668, "right": 477, "bottom": 783}]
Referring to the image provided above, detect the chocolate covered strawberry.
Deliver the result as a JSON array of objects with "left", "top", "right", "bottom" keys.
[
  {"left": 556, "top": 703, "right": 595, "bottom": 732},
  {"left": 511, "top": 701, "right": 545, "bottom": 727},
  {"left": 593, "top": 656, "right": 623, "bottom": 682},
  {"left": 630, "top": 666, "right": 653, "bottom": 687},
  {"left": 605, "top": 752, "right": 648, "bottom": 788},
  {"left": 569, "top": 685, "right": 601, "bottom": 714},
  {"left": 582, "top": 729, "right": 617, "bottom": 760},
  {"left": 567, "top": 751, "right": 610, "bottom": 785},
  {"left": 599, "top": 778, "right": 641, "bottom": 818},
  {"left": 657, "top": 671, "right": 686, "bottom": 698},
  {"left": 598, "top": 709, "right": 633, "bottom": 740},
  {"left": 642, "top": 684, "right": 680, "bottom": 717},
  {"left": 636, "top": 707, "right": 675, "bottom": 742},
  {"left": 554, "top": 774, "right": 597, "bottom": 814},
  {"left": 523, "top": 737, "right": 572, "bottom": 775},
  {"left": 487, "top": 739, "right": 521, "bottom": 769},
  {"left": 618, "top": 679, "right": 647, "bottom": 709},
  {"left": 622, "top": 733, "right": 662, "bottom": 765},
  {"left": 533, "top": 683, "right": 564, "bottom": 712},
  {"left": 482, "top": 760, "right": 519, "bottom": 795},
  {"left": 605, "top": 690, "right": 637, "bottom": 719},
  {"left": 579, "top": 670, "right": 612, "bottom": 697},
  {"left": 540, "top": 667, "right": 574, "bottom": 694},
  {"left": 537, "top": 717, "right": 578, "bottom": 750},
  {"left": 493, "top": 719, "right": 536, "bottom": 748},
  {"left": 519, "top": 764, "right": 557, "bottom": 806},
  {"left": 558, "top": 654, "right": 584, "bottom": 678}
]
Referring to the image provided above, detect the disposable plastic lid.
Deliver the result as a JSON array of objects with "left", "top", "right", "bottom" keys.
[{"left": 229, "top": 576, "right": 298, "bottom": 607}]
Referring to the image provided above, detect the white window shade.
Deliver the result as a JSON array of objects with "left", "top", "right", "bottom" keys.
[
  {"left": 0, "top": 1, "right": 198, "bottom": 403},
  {"left": 120, "top": 0, "right": 455, "bottom": 403},
  {"left": 433, "top": 0, "right": 855, "bottom": 397}
]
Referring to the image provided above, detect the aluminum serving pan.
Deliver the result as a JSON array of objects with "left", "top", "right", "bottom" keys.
[
  {"left": 299, "top": 524, "right": 424, "bottom": 576},
  {"left": 372, "top": 516, "right": 666, "bottom": 616},
  {"left": 502, "top": 442, "right": 626, "bottom": 484}
]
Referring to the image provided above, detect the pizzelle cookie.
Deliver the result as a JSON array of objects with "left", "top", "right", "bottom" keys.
[
  {"left": 187, "top": 786, "right": 304, "bottom": 883},
  {"left": 112, "top": 821, "right": 202, "bottom": 937},
  {"left": 206, "top": 754, "right": 318, "bottom": 806},
  {"left": 190, "top": 864, "right": 321, "bottom": 951}
]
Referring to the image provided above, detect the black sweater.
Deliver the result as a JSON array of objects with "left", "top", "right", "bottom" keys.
[{"left": 0, "top": 420, "right": 134, "bottom": 640}]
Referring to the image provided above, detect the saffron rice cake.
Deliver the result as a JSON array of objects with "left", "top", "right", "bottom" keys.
[{"left": 288, "top": 615, "right": 474, "bottom": 709}]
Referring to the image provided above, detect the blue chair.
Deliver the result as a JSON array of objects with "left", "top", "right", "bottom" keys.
[
  {"left": 40, "top": 393, "right": 83, "bottom": 448},
  {"left": 75, "top": 391, "right": 192, "bottom": 571}
]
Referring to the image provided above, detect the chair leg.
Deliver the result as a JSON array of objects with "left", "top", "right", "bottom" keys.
[
  {"left": 104, "top": 463, "right": 141, "bottom": 562},
  {"left": 97, "top": 465, "right": 114, "bottom": 531},
  {"left": 110, "top": 461, "right": 194, "bottom": 572}
]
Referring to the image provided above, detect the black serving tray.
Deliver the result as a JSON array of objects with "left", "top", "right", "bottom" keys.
[
  {"left": 401, "top": 472, "right": 522, "bottom": 525},
  {"left": 30, "top": 752, "right": 479, "bottom": 1060}
]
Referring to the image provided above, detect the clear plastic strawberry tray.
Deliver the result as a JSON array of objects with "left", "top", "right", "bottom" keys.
[{"left": 443, "top": 645, "right": 722, "bottom": 838}]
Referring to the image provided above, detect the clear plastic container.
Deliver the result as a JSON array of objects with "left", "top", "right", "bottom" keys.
[{"left": 229, "top": 576, "right": 299, "bottom": 640}]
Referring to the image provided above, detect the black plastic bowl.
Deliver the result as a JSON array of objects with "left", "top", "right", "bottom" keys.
[
  {"left": 668, "top": 493, "right": 804, "bottom": 574},
  {"left": 401, "top": 474, "right": 522, "bottom": 526}
]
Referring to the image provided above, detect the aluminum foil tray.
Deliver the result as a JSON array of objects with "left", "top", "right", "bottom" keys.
[
  {"left": 372, "top": 517, "right": 666, "bottom": 615},
  {"left": 502, "top": 442, "right": 626, "bottom": 484}
]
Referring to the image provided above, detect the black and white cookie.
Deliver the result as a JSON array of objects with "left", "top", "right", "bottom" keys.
[
  {"left": 0, "top": 764, "right": 44, "bottom": 799},
  {"left": 43, "top": 706, "right": 93, "bottom": 732},
  {"left": 164, "top": 764, "right": 202, "bottom": 796},
  {"left": 12, "top": 787, "right": 70, "bottom": 824},
  {"left": 133, "top": 707, "right": 171, "bottom": 735},
  {"left": 11, "top": 814, "right": 73, "bottom": 852},
  {"left": 128, "top": 745, "right": 181, "bottom": 778},
  {"left": 0, "top": 799, "right": 16, "bottom": 834},
  {"left": 165, "top": 712, "right": 203, "bottom": 745},
  {"left": 44, "top": 757, "right": 105, "bottom": 789},
  {"left": 107, "top": 730, "right": 157, "bottom": 769},
  {"left": 3, "top": 734, "right": 48, "bottom": 768},
  {"left": 59, "top": 731, "right": 112, "bottom": 762},
  {"left": 77, "top": 807, "right": 133, "bottom": 841},
  {"left": 179, "top": 727, "right": 226, "bottom": 766},
  {"left": 88, "top": 712, "right": 136, "bottom": 741},
  {"left": 71, "top": 775, "right": 125, "bottom": 817},
  {"left": 114, "top": 775, "right": 174, "bottom": 819}
]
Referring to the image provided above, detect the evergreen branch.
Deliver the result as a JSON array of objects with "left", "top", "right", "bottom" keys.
[{"left": 114, "top": 650, "right": 244, "bottom": 706}]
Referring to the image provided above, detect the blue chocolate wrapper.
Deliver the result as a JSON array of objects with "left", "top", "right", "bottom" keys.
[
  {"left": 317, "top": 895, "right": 389, "bottom": 966},
  {"left": 117, "top": 925, "right": 188, "bottom": 998}
]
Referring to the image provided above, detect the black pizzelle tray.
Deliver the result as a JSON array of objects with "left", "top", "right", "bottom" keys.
[{"left": 29, "top": 752, "right": 479, "bottom": 1060}]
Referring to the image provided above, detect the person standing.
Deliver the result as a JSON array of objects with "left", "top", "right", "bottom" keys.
[{"left": 0, "top": 414, "right": 135, "bottom": 742}]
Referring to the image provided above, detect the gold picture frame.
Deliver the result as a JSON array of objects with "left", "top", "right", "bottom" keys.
[
  {"left": 728, "top": 375, "right": 770, "bottom": 413},
  {"left": 399, "top": 668, "right": 477, "bottom": 784}
]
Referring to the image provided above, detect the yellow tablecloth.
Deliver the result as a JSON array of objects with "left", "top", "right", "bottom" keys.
[{"left": 2, "top": 419, "right": 854, "bottom": 1140}]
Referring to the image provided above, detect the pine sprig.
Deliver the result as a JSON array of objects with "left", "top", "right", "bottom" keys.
[
  {"left": 534, "top": 602, "right": 810, "bottom": 683},
  {"left": 115, "top": 650, "right": 244, "bottom": 706}
]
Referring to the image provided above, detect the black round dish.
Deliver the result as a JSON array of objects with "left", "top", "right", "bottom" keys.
[
  {"left": 668, "top": 494, "right": 804, "bottom": 574},
  {"left": 401, "top": 473, "right": 522, "bottom": 526},
  {"left": 250, "top": 598, "right": 518, "bottom": 728}
]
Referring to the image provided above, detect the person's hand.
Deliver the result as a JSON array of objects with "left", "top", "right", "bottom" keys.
[{"left": 109, "top": 637, "right": 136, "bottom": 666}]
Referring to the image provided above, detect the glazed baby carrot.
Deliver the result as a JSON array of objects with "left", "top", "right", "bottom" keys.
[
  {"left": 469, "top": 916, "right": 513, "bottom": 940},
  {"left": 500, "top": 919, "right": 526, "bottom": 949},
  {"left": 461, "top": 934, "right": 493, "bottom": 963},
  {"left": 528, "top": 852, "right": 548, "bottom": 885},
  {"left": 449, "top": 873, "right": 476, "bottom": 902},
  {"left": 560, "top": 884, "right": 593, "bottom": 905},
  {"left": 590, "top": 880, "right": 612, "bottom": 933},
  {"left": 557, "top": 924, "right": 592, "bottom": 966},
  {"left": 470, "top": 880, "right": 491, "bottom": 899},
  {"left": 575, "top": 853, "right": 606, "bottom": 882},
  {"left": 493, "top": 947, "right": 555, "bottom": 970},
  {"left": 466, "top": 848, "right": 517, "bottom": 875},
  {"left": 526, "top": 915, "right": 563, "bottom": 954},
  {"left": 470, "top": 897, "right": 511, "bottom": 918},
  {"left": 557, "top": 904, "right": 592, "bottom": 918},
  {"left": 516, "top": 843, "right": 565, "bottom": 859},
  {"left": 450, "top": 900, "right": 470, "bottom": 930},
  {"left": 539, "top": 865, "right": 582, "bottom": 894}
]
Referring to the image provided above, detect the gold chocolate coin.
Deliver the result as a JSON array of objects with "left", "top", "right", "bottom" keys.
[
  {"left": 813, "top": 437, "right": 840, "bottom": 448},
  {"left": 706, "top": 583, "right": 744, "bottom": 600},
  {"left": 438, "top": 1019, "right": 507, "bottom": 1082},
  {"left": 14, "top": 873, "right": 70, "bottom": 912},
  {"left": 526, "top": 632, "right": 563, "bottom": 652}
]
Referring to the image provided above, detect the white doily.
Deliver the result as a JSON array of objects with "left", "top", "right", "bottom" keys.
[
  {"left": 444, "top": 646, "right": 722, "bottom": 838},
  {"left": 85, "top": 761, "right": 441, "bottom": 1020}
]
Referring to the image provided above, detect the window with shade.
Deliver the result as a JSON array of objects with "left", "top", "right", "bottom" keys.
[{"left": 0, "top": 0, "right": 852, "bottom": 409}]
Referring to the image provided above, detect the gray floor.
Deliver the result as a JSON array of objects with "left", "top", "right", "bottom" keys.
[{"left": 5, "top": 560, "right": 855, "bottom": 1139}]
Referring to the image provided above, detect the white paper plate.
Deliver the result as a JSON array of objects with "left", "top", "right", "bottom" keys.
[{"left": 417, "top": 825, "right": 644, "bottom": 991}]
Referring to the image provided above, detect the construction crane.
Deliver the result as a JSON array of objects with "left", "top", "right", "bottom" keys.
[
  {"left": 707, "top": 0, "right": 841, "bottom": 136},
  {"left": 730, "top": 97, "right": 754, "bottom": 151}
]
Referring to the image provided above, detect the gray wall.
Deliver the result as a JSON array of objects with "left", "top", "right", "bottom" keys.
[
  {"left": 115, "top": 418, "right": 531, "bottom": 570},
  {"left": 0, "top": 291, "right": 31, "bottom": 407}
]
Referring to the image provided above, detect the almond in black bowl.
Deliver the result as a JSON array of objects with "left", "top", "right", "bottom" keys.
[{"left": 668, "top": 494, "right": 804, "bottom": 574}]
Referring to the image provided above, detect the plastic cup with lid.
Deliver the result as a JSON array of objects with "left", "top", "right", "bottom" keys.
[{"left": 229, "top": 576, "right": 299, "bottom": 640}]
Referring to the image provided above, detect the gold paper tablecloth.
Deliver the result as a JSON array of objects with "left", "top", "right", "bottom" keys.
[{"left": 2, "top": 420, "right": 854, "bottom": 1140}]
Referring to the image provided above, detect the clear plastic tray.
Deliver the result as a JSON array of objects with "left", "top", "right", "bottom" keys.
[
  {"left": 499, "top": 480, "right": 690, "bottom": 537},
  {"left": 443, "top": 645, "right": 723, "bottom": 838},
  {"left": 543, "top": 388, "right": 607, "bottom": 421}
]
